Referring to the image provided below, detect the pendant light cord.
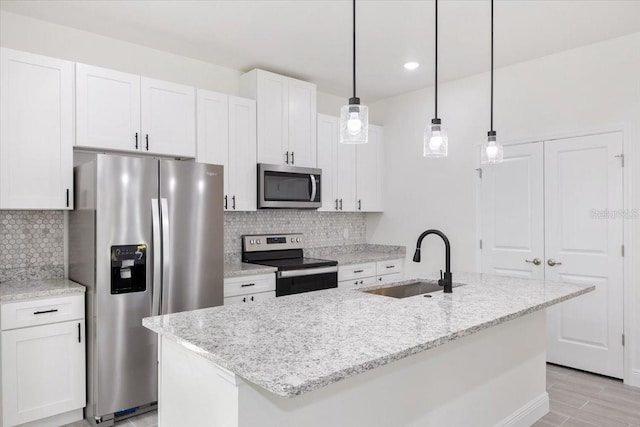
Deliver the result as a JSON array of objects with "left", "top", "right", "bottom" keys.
[
  {"left": 352, "top": 0, "right": 357, "bottom": 99},
  {"left": 434, "top": 0, "right": 438, "bottom": 119},
  {"left": 490, "top": 0, "right": 494, "bottom": 132}
]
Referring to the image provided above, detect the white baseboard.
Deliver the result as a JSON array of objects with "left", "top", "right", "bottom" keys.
[
  {"left": 627, "top": 369, "right": 640, "bottom": 388},
  {"left": 16, "top": 409, "right": 83, "bottom": 427},
  {"left": 495, "top": 393, "right": 550, "bottom": 427}
]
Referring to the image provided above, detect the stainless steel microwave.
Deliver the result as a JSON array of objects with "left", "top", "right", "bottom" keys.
[{"left": 258, "top": 164, "right": 322, "bottom": 209}]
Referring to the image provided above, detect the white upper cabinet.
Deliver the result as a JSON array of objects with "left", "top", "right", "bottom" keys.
[
  {"left": 356, "top": 124, "right": 384, "bottom": 212},
  {"left": 0, "top": 48, "right": 74, "bottom": 210},
  {"left": 317, "top": 114, "right": 338, "bottom": 211},
  {"left": 76, "top": 64, "right": 196, "bottom": 158},
  {"left": 228, "top": 96, "right": 257, "bottom": 211},
  {"left": 240, "top": 69, "right": 317, "bottom": 167},
  {"left": 76, "top": 64, "right": 141, "bottom": 152},
  {"left": 196, "top": 90, "right": 256, "bottom": 211},
  {"left": 288, "top": 78, "right": 317, "bottom": 167},
  {"left": 141, "top": 77, "right": 196, "bottom": 158},
  {"left": 337, "top": 141, "right": 357, "bottom": 212}
]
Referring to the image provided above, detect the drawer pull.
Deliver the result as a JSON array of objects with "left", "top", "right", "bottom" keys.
[
  {"left": 386, "top": 265, "right": 395, "bottom": 269},
  {"left": 33, "top": 309, "right": 59, "bottom": 315},
  {"left": 354, "top": 269, "right": 364, "bottom": 273},
  {"left": 241, "top": 283, "right": 256, "bottom": 287}
]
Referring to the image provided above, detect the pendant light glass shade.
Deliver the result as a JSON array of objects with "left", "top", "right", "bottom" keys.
[
  {"left": 340, "top": 0, "right": 368, "bottom": 144},
  {"left": 424, "top": 118, "right": 448, "bottom": 157},
  {"left": 340, "top": 101, "right": 369, "bottom": 144},
  {"left": 481, "top": 131, "right": 503, "bottom": 164}
]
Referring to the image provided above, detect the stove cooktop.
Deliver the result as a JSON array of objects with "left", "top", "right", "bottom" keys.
[{"left": 249, "top": 257, "right": 337, "bottom": 271}]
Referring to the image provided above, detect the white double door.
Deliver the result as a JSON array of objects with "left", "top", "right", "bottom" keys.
[{"left": 481, "top": 132, "right": 624, "bottom": 378}]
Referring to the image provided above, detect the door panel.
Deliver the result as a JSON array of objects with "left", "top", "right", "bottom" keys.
[
  {"left": 228, "top": 96, "right": 256, "bottom": 211},
  {"left": 545, "top": 132, "right": 624, "bottom": 378},
  {"left": 317, "top": 114, "right": 338, "bottom": 211},
  {"left": 76, "top": 63, "right": 141, "bottom": 152},
  {"left": 288, "top": 79, "right": 317, "bottom": 167},
  {"left": 141, "top": 77, "right": 196, "bottom": 157},
  {"left": 95, "top": 155, "right": 159, "bottom": 415},
  {"left": 481, "top": 143, "right": 544, "bottom": 279},
  {"left": 356, "top": 125, "right": 384, "bottom": 212},
  {"left": 337, "top": 142, "right": 356, "bottom": 212},
  {"left": 256, "top": 70, "right": 288, "bottom": 165},
  {"left": 159, "top": 161, "right": 224, "bottom": 314}
]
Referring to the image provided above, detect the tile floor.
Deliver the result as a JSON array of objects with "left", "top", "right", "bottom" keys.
[
  {"left": 63, "top": 364, "right": 639, "bottom": 427},
  {"left": 535, "top": 364, "right": 640, "bottom": 427}
]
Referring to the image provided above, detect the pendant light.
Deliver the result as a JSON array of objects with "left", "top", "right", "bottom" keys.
[
  {"left": 424, "top": 0, "right": 448, "bottom": 158},
  {"left": 481, "top": 0, "right": 504, "bottom": 164},
  {"left": 340, "top": 0, "right": 368, "bottom": 144}
]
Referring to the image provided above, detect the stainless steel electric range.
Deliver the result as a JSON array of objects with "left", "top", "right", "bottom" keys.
[{"left": 241, "top": 233, "right": 338, "bottom": 297}]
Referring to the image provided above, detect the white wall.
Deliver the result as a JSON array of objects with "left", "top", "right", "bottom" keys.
[
  {"left": 367, "top": 33, "right": 640, "bottom": 384},
  {"left": 0, "top": 11, "right": 346, "bottom": 115}
]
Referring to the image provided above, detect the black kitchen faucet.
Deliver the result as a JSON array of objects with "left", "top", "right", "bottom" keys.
[{"left": 413, "top": 229, "right": 453, "bottom": 293}]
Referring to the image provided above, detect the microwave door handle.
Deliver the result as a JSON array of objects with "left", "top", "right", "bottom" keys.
[
  {"left": 310, "top": 175, "right": 317, "bottom": 202},
  {"left": 160, "top": 198, "right": 171, "bottom": 315},
  {"left": 151, "top": 199, "right": 162, "bottom": 316}
]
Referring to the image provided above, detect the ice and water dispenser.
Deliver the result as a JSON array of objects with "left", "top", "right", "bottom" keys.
[{"left": 110, "top": 244, "right": 147, "bottom": 294}]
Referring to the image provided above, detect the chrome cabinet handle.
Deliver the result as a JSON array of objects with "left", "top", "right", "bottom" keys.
[
  {"left": 525, "top": 258, "right": 541, "bottom": 266},
  {"left": 291, "top": 152, "right": 295, "bottom": 164},
  {"left": 285, "top": 151, "right": 289, "bottom": 164},
  {"left": 547, "top": 259, "right": 563, "bottom": 267}
]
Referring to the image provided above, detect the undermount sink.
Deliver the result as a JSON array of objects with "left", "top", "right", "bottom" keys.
[{"left": 365, "top": 280, "right": 464, "bottom": 299}]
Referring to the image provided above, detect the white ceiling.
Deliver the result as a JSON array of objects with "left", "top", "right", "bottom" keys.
[{"left": 1, "top": 0, "right": 639, "bottom": 100}]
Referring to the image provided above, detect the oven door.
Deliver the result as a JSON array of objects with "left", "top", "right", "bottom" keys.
[
  {"left": 258, "top": 164, "right": 321, "bottom": 209},
  {"left": 276, "top": 266, "right": 338, "bottom": 297}
]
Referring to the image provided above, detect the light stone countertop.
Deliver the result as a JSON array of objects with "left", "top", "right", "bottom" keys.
[
  {"left": 0, "top": 279, "right": 85, "bottom": 302},
  {"left": 224, "top": 261, "right": 277, "bottom": 279},
  {"left": 143, "top": 272, "right": 593, "bottom": 398},
  {"left": 306, "top": 243, "right": 406, "bottom": 266}
]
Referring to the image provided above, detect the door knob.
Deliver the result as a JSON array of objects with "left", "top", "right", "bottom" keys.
[
  {"left": 547, "top": 259, "right": 563, "bottom": 267},
  {"left": 525, "top": 258, "right": 541, "bottom": 266}
]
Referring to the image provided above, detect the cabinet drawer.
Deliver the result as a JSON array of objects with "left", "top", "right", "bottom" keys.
[
  {"left": 224, "top": 291, "right": 276, "bottom": 305},
  {"left": 376, "top": 259, "right": 403, "bottom": 276},
  {"left": 224, "top": 274, "right": 275, "bottom": 298},
  {"left": 375, "top": 272, "right": 404, "bottom": 286},
  {"left": 338, "top": 276, "right": 377, "bottom": 290},
  {"left": 338, "top": 262, "right": 376, "bottom": 281},
  {"left": 1, "top": 295, "right": 84, "bottom": 331}
]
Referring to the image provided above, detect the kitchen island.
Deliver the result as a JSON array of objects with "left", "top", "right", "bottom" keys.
[{"left": 143, "top": 272, "right": 593, "bottom": 427}]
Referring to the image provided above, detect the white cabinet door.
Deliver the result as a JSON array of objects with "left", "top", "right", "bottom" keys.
[
  {"left": 254, "top": 70, "right": 288, "bottom": 165},
  {"left": 545, "top": 133, "right": 624, "bottom": 379},
  {"left": 228, "top": 96, "right": 257, "bottom": 211},
  {"left": 76, "top": 63, "right": 141, "bottom": 152},
  {"left": 0, "top": 48, "right": 74, "bottom": 210},
  {"left": 2, "top": 321, "right": 85, "bottom": 426},
  {"left": 141, "top": 77, "right": 196, "bottom": 158},
  {"left": 196, "top": 89, "right": 229, "bottom": 203},
  {"left": 288, "top": 79, "right": 317, "bottom": 167},
  {"left": 481, "top": 143, "right": 545, "bottom": 280},
  {"left": 224, "top": 291, "right": 275, "bottom": 305},
  {"left": 336, "top": 142, "right": 356, "bottom": 212},
  {"left": 317, "top": 114, "right": 338, "bottom": 211},
  {"left": 356, "top": 124, "right": 384, "bottom": 212}
]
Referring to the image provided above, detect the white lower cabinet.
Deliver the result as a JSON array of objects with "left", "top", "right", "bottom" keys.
[
  {"left": 338, "top": 259, "right": 404, "bottom": 290},
  {"left": 224, "top": 273, "right": 276, "bottom": 305},
  {"left": 1, "top": 295, "right": 86, "bottom": 427}
]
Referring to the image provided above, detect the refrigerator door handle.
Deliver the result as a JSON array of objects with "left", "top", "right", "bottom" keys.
[
  {"left": 151, "top": 199, "right": 162, "bottom": 316},
  {"left": 160, "top": 198, "right": 171, "bottom": 315}
]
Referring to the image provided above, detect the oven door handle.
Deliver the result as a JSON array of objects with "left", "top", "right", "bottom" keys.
[
  {"left": 277, "top": 266, "right": 337, "bottom": 279},
  {"left": 309, "top": 175, "right": 317, "bottom": 202}
]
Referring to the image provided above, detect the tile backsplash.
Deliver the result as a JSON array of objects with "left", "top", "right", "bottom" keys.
[
  {"left": 224, "top": 211, "right": 366, "bottom": 256},
  {"left": 0, "top": 211, "right": 65, "bottom": 282}
]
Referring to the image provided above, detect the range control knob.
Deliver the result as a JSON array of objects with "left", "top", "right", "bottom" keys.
[
  {"left": 249, "top": 239, "right": 255, "bottom": 245},
  {"left": 291, "top": 237, "right": 295, "bottom": 243},
  {"left": 256, "top": 239, "right": 262, "bottom": 244},
  {"left": 296, "top": 238, "right": 301, "bottom": 243}
]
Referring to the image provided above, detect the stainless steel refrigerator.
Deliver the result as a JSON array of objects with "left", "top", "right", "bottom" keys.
[{"left": 69, "top": 154, "right": 223, "bottom": 426}]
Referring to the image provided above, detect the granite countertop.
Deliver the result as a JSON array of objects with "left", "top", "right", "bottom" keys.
[
  {"left": 306, "top": 244, "right": 406, "bottom": 266},
  {"left": 0, "top": 279, "right": 85, "bottom": 302},
  {"left": 224, "top": 261, "right": 277, "bottom": 279},
  {"left": 143, "top": 272, "right": 593, "bottom": 398}
]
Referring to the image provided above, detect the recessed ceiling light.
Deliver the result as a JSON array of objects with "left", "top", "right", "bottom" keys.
[{"left": 404, "top": 62, "right": 420, "bottom": 71}]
